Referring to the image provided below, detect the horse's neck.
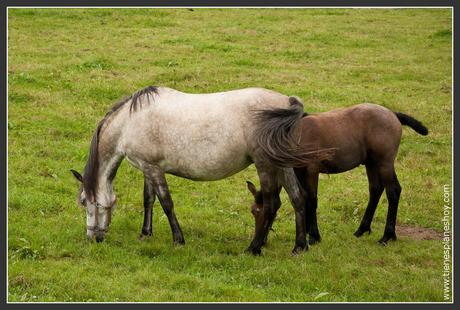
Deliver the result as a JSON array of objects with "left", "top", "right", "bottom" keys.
[
  {"left": 94, "top": 119, "right": 125, "bottom": 205},
  {"left": 96, "top": 153, "right": 123, "bottom": 203}
]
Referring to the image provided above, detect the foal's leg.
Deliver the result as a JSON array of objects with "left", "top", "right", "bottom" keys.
[
  {"left": 378, "top": 164, "right": 401, "bottom": 244},
  {"left": 304, "top": 172, "right": 321, "bottom": 245},
  {"left": 145, "top": 170, "right": 185, "bottom": 245},
  {"left": 354, "top": 163, "right": 384, "bottom": 237},
  {"left": 246, "top": 167, "right": 280, "bottom": 255},
  {"left": 140, "top": 176, "right": 156, "bottom": 239},
  {"left": 281, "top": 168, "right": 308, "bottom": 255}
]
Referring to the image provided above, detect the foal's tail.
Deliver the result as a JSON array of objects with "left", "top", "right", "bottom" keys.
[
  {"left": 253, "top": 97, "right": 334, "bottom": 168},
  {"left": 394, "top": 112, "right": 429, "bottom": 136}
]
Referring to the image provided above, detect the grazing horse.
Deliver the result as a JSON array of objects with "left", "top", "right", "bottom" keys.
[
  {"left": 249, "top": 102, "right": 428, "bottom": 246},
  {"left": 71, "top": 86, "right": 330, "bottom": 255}
]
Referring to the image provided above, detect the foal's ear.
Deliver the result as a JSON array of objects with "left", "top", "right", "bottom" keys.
[
  {"left": 246, "top": 181, "right": 258, "bottom": 197},
  {"left": 70, "top": 169, "right": 83, "bottom": 183}
]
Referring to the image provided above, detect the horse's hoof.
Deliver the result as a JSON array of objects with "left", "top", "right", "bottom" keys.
[
  {"left": 378, "top": 234, "right": 397, "bottom": 245},
  {"left": 291, "top": 245, "right": 308, "bottom": 256},
  {"left": 245, "top": 246, "right": 261, "bottom": 256},
  {"left": 354, "top": 227, "right": 371, "bottom": 238},
  {"left": 308, "top": 235, "right": 321, "bottom": 245},
  {"left": 173, "top": 239, "right": 185, "bottom": 246},
  {"left": 261, "top": 237, "right": 268, "bottom": 247},
  {"left": 139, "top": 231, "right": 152, "bottom": 240},
  {"left": 139, "top": 234, "right": 150, "bottom": 241}
]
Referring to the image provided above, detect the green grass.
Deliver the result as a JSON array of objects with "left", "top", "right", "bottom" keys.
[{"left": 8, "top": 8, "right": 452, "bottom": 302}]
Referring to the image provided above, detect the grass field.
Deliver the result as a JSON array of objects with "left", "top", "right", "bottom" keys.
[{"left": 7, "top": 8, "right": 452, "bottom": 302}]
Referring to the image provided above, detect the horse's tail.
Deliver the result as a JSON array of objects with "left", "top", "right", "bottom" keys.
[
  {"left": 394, "top": 112, "right": 429, "bottom": 136},
  {"left": 253, "top": 97, "right": 334, "bottom": 168}
]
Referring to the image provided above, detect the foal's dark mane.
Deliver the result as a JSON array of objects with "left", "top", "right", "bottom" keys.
[{"left": 82, "top": 85, "right": 159, "bottom": 201}]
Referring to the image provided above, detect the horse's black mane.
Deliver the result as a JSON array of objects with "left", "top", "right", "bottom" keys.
[
  {"left": 82, "top": 85, "right": 158, "bottom": 201},
  {"left": 129, "top": 85, "right": 159, "bottom": 113}
]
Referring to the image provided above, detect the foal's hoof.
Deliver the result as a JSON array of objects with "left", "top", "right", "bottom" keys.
[
  {"left": 308, "top": 235, "right": 321, "bottom": 245},
  {"left": 378, "top": 233, "right": 397, "bottom": 245},
  {"left": 354, "top": 227, "right": 371, "bottom": 238},
  {"left": 245, "top": 246, "right": 262, "bottom": 256}
]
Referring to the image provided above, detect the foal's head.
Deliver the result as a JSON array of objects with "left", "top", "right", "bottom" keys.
[
  {"left": 246, "top": 181, "right": 264, "bottom": 228},
  {"left": 71, "top": 169, "right": 117, "bottom": 242}
]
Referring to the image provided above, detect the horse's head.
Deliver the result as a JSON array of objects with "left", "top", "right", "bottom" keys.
[
  {"left": 246, "top": 181, "right": 264, "bottom": 228},
  {"left": 71, "top": 169, "right": 116, "bottom": 242}
]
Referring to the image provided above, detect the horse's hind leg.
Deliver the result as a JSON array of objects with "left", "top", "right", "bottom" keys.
[
  {"left": 378, "top": 164, "right": 401, "bottom": 245},
  {"left": 140, "top": 176, "right": 156, "bottom": 239},
  {"left": 261, "top": 185, "right": 282, "bottom": 247},
  {"left": 281, "top": 168, "right": 309, "bottom": 254},
  {"left": 247, "top": 191, "right": 280, "bottom": 255},
  {"left": 354, "top": 163, "right": 384, "bottom": 237},
  {"left": 145, "top": 170, "right": 185, "bottom": 245},
  {"left": 246, "top": 166, "right": 281, "bottom": 255}
]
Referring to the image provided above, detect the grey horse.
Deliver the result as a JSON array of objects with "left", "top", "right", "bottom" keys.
[{"left": 71, "top": 86, "right": 330, "bottom": 255}]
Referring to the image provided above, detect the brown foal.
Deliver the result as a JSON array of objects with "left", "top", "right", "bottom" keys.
[{"left": 249, "top": 103, "right": 428, "bottom": 248}]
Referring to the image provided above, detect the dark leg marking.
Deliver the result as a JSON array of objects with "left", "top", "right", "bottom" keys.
[
  {"left": 246, "top": 190, "right": 280, "bottom": 255},
  {"left": 304, "top": 172, "right": 320, "bottom": 246},
  {"left": 282, "top": 168, "right": 308, "bottom": 255},
  {"left": 354, "top": 163, "right": 384, "bottom": 238},
  {"left": 261, "top": 186, "right": 282, "bottom": 247},
  {"left": 140, "top": 177, "right": 155, "bottom": 239},
  {"left": 149, "top": 173, "right": 185, "bottom": 245},
  {"left": 379, "top": 169, "right": 401, "bottom": 245},
  {"left": 246, "top": 165, "right": 281, "bottom": 255}
]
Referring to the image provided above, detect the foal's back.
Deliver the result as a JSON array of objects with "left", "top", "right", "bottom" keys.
[{"left": 298, "top": 103, "right": 402, "bottom": 173}]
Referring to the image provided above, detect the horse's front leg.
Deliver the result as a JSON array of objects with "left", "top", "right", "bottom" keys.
[
  {"left": 140, "top": 176, "right": 156, "bottom": 239},
  {"left": 144, "top": 167, "right": 185, "bottom": 245}
]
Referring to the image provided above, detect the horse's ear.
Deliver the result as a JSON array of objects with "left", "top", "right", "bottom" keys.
[
  {"left": 70, "top": 169, "right": 83, "bottom": 183},
  {"left": 246, "top": 181, "right": 258, "bottom": 197}
]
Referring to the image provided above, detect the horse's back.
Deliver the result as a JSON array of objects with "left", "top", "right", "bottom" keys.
[
  {"left": 156, "top": 86, "right": 287, "bottom": 107},
  {"left": 121, "top": 87, "right": 290, "bottom": 180}
]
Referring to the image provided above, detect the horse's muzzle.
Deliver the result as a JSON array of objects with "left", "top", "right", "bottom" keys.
[
  {"left": 87, "top": 229, "right": 106, "bottom": 242},
  {"left": 95, "top": 234, "right": 105, "bottom": 243}
]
